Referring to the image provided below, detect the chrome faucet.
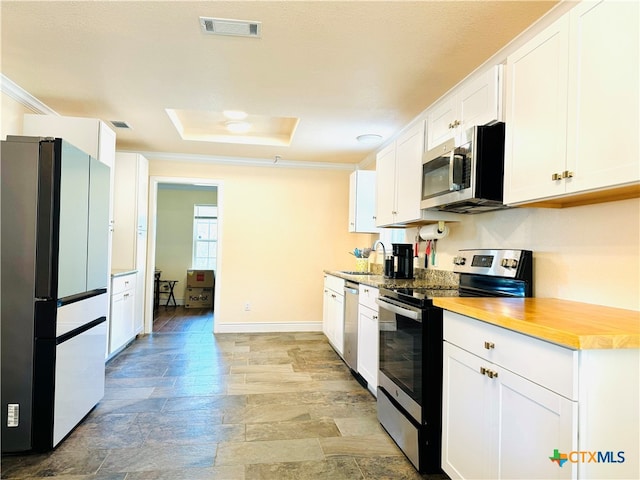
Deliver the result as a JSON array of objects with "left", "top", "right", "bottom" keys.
[{"left": 372, "top": 240, "right": 386, "bottom": 259}]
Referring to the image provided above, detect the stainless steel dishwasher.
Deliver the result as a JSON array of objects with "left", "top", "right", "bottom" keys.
[{"left": 343, "top": 281, "right": 359, "bottom": 371}]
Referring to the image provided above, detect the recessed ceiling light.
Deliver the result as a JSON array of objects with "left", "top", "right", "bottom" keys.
[
  {"left": 223, "top": 110, "right": 248, "bottom": 120},
  {"left": 225, "top": 120, "right": 252, "bottom": 134},
  {"left": 356, "top": 134, "right": 382, "bottom": 144}
]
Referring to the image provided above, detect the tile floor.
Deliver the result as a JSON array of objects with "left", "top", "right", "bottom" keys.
[{"left": 1, "top": 307, "right": 449, "bottom": 479}]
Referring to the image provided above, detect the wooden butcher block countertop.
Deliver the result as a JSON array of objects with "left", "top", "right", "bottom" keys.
[{"left": 433, "top": 297, "right": 640, "bottom": 350}]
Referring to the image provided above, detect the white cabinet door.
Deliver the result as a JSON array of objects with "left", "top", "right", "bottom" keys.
[
  {"left": 566, "top": 0, "right": 639, "bottom": 193},
  {"left": 504, "top": 15, "right": 570, "bottom": 205},
  {"left": 109, "top": 275, "right": 136, "bottom": 355},
  {"left": 330, "top": 292, "right": 344, "bottom": 357},
  {"left": 322, "top": 285, "right": 331, "bottom": 339},
  {"left": 357, "top": 304, "right": 378, "bottom": 392},
  {"left": 349, "top": 170, "right": 377, "bottom": 233},
  {"left": 375, "top": 143, "right": 396, "bottom": 227},
  {"left": 112, "top": 153, "right": 139, "bottom": 270},
  {"left": 427, "top": 97, "right": 457, "bottom": 149},
  {"left": 394, "top": 121, "right": 425, "bottom": 224},
  {"left": 459, "top": 66, "right": 502, "bottom": 130},
  {"left": 136, "top": 154, "right": 149, "bottom": 231},
  {"left": 496, "top": 368, "right": 577, "bottom": 480},
  {"left": 442, "top": 342, "right": 495, "bottom": 480},
  {"left": 322, "top": 275, "right": 345, "bottom": 356},
  {"left": 427, "top": 66, "right": 502, "bottom": 151}
]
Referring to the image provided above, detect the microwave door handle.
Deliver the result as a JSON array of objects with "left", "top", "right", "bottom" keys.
[{"left": 449, "top": 153, "right": 465, "bottom": 191}]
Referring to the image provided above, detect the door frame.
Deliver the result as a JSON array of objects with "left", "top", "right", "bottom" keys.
[{"left": 144, "top": 176, "right": 223, "bottom": 334}]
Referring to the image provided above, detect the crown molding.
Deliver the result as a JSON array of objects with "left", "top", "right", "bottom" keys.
[
  {"left": 1, "top": 74, "right": 59, "bottom": 116},
  {"left": 125, "top": 150, "right": 356, "bottom": 171}
]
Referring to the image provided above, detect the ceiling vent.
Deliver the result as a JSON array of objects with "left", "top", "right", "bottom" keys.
[
  {"left": 110, "top": 120, "right": 131, "bottom": 129},
  {"left": 199, "top": 17, "right": 261, "bottom": 38}
]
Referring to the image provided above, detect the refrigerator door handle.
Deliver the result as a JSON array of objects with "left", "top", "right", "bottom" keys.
[{"left": 35, "top": 141, "right": 58, "bottom": 299}]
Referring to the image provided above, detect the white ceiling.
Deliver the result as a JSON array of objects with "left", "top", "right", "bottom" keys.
[{"left": 1, "top": 1, "right": 558, "bottom": 166}]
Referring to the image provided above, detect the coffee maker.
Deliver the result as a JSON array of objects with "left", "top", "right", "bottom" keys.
[{"left": 384, "top": 243, "right": 414, "bottom": 279}]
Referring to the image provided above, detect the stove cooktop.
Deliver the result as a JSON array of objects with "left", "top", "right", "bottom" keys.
[{"left": 379, "top": 287, "right": 462, "bottom": 308}]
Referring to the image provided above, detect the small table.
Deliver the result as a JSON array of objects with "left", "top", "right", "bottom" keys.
[
  {"left": 154, "top": 271, "right": 162, "bottom": 310},
  {"left": 161, "top": 280, "right": 178, "bottom": 307}
]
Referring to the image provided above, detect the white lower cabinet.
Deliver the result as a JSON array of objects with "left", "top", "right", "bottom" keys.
[
  {"left": 443, "top": 342, "right": 576, "bottom": 480},
  {"left": 442, "top": 310, "right": 639, "bottom": 480},
  {"left": 322, "top": 275, "right": 345, "bottom": 356},
  {"left": 357, "top": 285, "right": 379, "bottom": 394},
  {"left": 109, "top": 273, "right": 136, "bottom": 356}
]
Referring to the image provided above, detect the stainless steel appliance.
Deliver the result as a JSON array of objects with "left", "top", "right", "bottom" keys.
[
  {"left": 342, "top": 281, "right": 359, "bottom": 371},
  {"left": 421, "top": 122, "right": 507, "bottom": 213},
  {"left": 376, "top": 249, "right": 532, "bottom": 473},
  {"left": 384, "top": 243, "right": 414, "bottom": 279},
  {"left": 1, "top": 136, "right": 110, "bottom": 453}
]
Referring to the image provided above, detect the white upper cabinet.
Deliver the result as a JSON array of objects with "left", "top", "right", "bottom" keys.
[
  {"left": 375, "top": 141, "right": 399, "bottom": 227},
  {"left": 112, "top": 152, "right": 149, "bottom": 271},
  {"left": 504, "top": 0, "right": 639, "bottom": 206},
  {"left": 427, "top": 66, "right": 503, "bottom": 150},
  {"left": 394, "top": 121, "right": 426, "bottom": 224},
  {"left": 348, "top": 170, "right": 378, "bottom": 233},
  {"left": 23, "top": 114, "right": 116, "bottom": 168},
  {"left": 376, "top": 121, "right": 425, "bottom": 226},
  {"left": 376, "top": 120, "right": 459, "bottom": 227}
]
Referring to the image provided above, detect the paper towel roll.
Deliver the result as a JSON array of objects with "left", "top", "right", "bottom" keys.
[{"left": 419, "top": 224, "right": 449, "bottom": 240}]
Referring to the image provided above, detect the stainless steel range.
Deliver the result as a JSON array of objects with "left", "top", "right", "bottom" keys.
[{"left": 376, "top": 249, "right": 533, "bottom": 473}]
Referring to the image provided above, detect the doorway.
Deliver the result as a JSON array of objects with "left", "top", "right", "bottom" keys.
[{"left": 144, "top": 176, "right": 223, "bottom": 334}]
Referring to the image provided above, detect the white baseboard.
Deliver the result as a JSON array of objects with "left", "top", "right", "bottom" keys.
[{"left": 214, "top": 322, "right": 323, "bottom": 334}]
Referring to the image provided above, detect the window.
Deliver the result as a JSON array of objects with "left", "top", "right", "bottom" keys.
[{"left": 192, "top": 205, "right": 218, "bottom": 270}]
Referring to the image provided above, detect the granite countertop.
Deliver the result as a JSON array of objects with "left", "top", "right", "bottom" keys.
[
  {"left": 111, "top": 269, "right": 138, "bottom": 278},
  {"left": 324, "top": 268, "right": 459, "bottom": 290},
  {"left": 433, "top": 297, "right": 640, "bottom": 350}
]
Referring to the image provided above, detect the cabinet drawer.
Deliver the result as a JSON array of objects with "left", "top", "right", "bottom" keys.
[
  {"left": 358, "top": 284, "right": 379, "bottom": 311},
  {"left": 443, "top": 311, "right": 577, "bottom": 399},
  {"left": 111, "top": 273, "right": 136, "bottom": 295},
  {"left": 324, "top": 274, "right": 345, "bottom": 294}
]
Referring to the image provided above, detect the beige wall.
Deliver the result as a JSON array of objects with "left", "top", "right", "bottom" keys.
[
  {"left": 149, "top": 160, "right": 373, "bottom": 330},
  {"left": 1, "top": 92, "right": 31, "bottom": 138},
  {"left": 156, "top": 186, "right": 218, "bottom": 303},
  {"left": 406, "top": 198, "right": 640, "bottom": 311}
]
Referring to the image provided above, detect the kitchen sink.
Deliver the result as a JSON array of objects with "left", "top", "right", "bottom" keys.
[{"left": 340, "top": 271, "right": 376, "bottom": 275}]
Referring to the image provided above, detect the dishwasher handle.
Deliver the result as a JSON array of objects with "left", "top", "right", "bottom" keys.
[{"left": 344, "top": 282, "right": 359, "bottom": 295}]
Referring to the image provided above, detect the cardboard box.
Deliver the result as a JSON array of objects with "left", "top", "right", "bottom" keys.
[
  {"left": 184, "top": 287, "right": 213, "bottom": 309},
  {"left": 186, "top": 269, "right": 215, "bottom": 288}
]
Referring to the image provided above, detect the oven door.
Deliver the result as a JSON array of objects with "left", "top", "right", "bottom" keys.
[{"left": 376, "top": 296, "right": 424, "bottom": 423}]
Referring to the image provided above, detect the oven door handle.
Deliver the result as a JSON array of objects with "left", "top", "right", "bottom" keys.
[{"left": 375, "top": 298, "right": 422, "bottom": 321}]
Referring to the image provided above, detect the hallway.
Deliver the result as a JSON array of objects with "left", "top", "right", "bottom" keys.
[{"left": 1, "top": 308, "right": 445, "bottom": 479}]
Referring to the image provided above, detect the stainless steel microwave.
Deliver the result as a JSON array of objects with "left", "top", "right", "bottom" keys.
[{"left": 420, "top": 122, "right": 507, "bottom": 214}]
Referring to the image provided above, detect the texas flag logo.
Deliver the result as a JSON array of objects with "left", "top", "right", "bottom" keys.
[{"left": 549, "top": 449, "right": 568, "bottom": 467}]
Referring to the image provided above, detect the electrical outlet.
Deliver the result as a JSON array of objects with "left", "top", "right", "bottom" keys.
[{"left": 244, "top": 302, "right": 251, "bottom": 311}]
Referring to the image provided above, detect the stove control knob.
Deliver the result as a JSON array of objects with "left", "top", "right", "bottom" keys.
[
  {"left": 501, "top": 259, "right": 509, "bottom": 268},
  {"left": 510, "top": 259, "right": 519, "bottom": 269},
  {"left": 458, "top": 256, "right": 466, "bottom": 265}
]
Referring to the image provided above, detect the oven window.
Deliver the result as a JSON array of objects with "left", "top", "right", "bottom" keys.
[
  {"left": 379, "top": 311, "right": 422, "bottom": 404},
  {"left": 422, "top": 155, "right": 451, "bottom": 200}
]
